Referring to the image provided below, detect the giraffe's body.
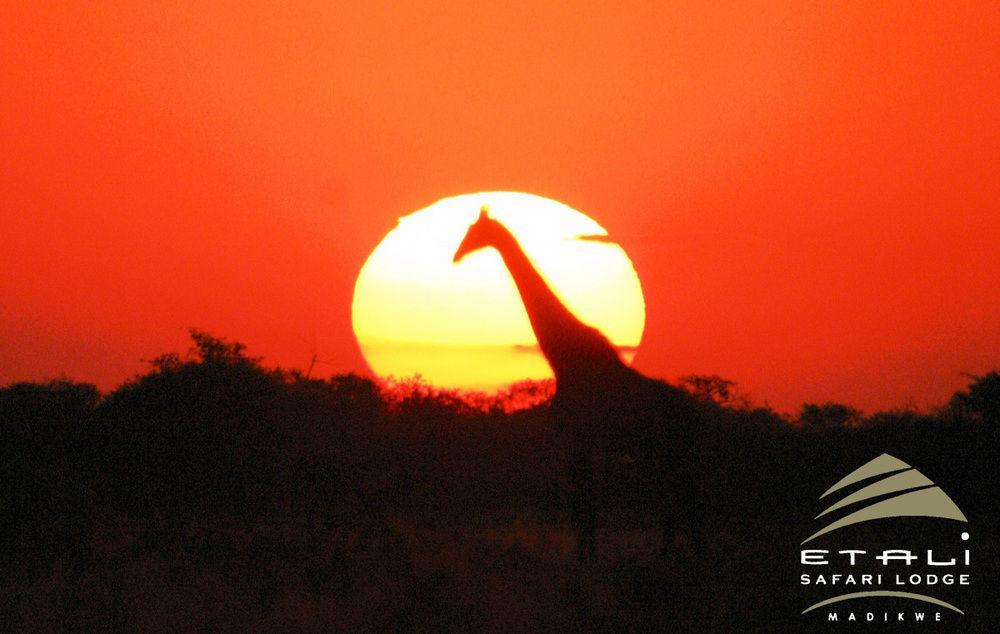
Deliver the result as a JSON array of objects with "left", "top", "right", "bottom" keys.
[{"left": 453, "top": 208, "right": 706, "bottom": 560}]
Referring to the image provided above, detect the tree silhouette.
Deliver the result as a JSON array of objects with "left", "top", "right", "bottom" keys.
[
  {"left": 679, "top": 374, "right": 736, "bottom": 406},
  {"left": 951, "top": 371, "right": 1000, "bottom": 425},
  {"left": 798, "top": 401, "right": 863, "bottom": 429}
]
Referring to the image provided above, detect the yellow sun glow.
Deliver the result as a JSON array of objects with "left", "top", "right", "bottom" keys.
[{"left": 352, "top": 192, "right": 645, "bottom": 390}]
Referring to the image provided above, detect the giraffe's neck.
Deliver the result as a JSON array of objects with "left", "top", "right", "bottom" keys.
[{"left": 489, "top": 224, "right": 625, "bottom": 381}]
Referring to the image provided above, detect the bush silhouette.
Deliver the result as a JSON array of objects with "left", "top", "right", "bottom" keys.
[
  {"left": 798, "top": 401, "right": 863, "bottom": 430},
  {"left": 1, "top": 331, "right": 996, "bottom": 630},
  {"left": 951, "top": 371, "right": 1000, "bottom": 425}
]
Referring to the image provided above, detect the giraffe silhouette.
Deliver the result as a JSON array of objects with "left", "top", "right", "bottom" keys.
[{"left": 453, "top": 206, "right": 708, "bottom": 561}]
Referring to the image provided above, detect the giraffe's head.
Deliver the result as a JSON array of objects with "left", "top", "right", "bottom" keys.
[{"left": 453, "top": 205, "right": 506, "bottom": 263}]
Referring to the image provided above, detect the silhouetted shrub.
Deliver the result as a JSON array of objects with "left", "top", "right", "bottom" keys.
[
  {"left": 950, "top": 371, "right": 1000, "bottom": 425},
  {"left": 798, "top": 401, "right": 863, "bottom": 429}
]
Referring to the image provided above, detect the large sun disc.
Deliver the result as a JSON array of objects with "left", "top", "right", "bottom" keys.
[{"left": 352, "top": 192, "right": 645, "bottom": 390}]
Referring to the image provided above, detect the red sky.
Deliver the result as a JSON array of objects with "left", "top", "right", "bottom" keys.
[{"left": 2, "top": 2, "right": 997, "bottom": 412}]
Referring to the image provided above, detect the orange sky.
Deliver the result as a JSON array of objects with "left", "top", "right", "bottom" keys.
[{"left": 2, "top": 2, "right": 997, "bottom": 412}]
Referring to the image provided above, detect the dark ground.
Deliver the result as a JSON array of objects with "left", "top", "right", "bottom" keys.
[{"left": 2, "top": 332, "right": 997, "bottom": 631}]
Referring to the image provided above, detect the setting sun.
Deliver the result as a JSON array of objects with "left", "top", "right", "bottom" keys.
[{"left": 352, "top": 192, "right": 645, "bottom": 390}]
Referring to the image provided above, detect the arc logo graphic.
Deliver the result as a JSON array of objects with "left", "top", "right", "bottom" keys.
[{"left": 799, "top": 454, "right": 972, "bottom": 622}]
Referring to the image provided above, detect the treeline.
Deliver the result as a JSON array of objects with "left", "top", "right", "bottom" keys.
[{"left": 1, "top": 331, "right": 996, "bottom": 630}]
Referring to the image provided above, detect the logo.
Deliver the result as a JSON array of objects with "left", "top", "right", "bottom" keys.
[{"left": 799, "top": 454, "right": 972, "bottom": 623}]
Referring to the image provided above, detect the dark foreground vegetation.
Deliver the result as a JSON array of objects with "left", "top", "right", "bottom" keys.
[{"left": 2, "top": 332, "right": 998, "bottom": 631}]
